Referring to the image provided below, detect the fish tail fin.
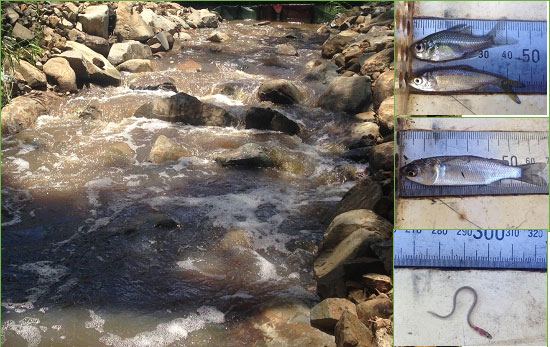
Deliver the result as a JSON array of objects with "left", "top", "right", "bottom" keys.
[
  {"left": 518, "top": 163, "right": 549, "bottom": 186},
  {"left": 501, "top": 78, "right": 525, "bottom": 104},
  {"left": 490, "top": 24, "right": 518, "bottom": 46}
]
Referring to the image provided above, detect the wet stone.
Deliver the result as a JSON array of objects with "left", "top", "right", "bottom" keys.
[{"left": 310, "top": 298, "right": 357, "bottom": 332}]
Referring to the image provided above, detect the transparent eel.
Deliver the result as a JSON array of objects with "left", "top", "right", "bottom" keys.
[{"left": 428, "top": 286, "right": 493, "bottom": 339}]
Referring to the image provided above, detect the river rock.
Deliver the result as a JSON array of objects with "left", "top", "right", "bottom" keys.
[
  {"left": 218, "top": 228, "right": 252, "bottom": 251},
  {"left": 321, "top": 35, "right": 355, "bottom": 58},
  {"left": 43, "top": 57, "right": 78, "bottom": 92},
  {"left": 356, "top": 297, "right": 393, "bottom": 324},
  {"left": 245, "top": 107, "right": 300, "bottom": 136},
  {"left": 133, "top": 92, "right": 234, "bottom": 127},
  {"left": 128, "top": 74, "right": 177, "bottom": 92},
  {"left": 174, "top": 32, "right": 192, "bottom": 41},
  {"left": 321, "top": 209, "right": 393, "bottom": 251},
  {"left": 117, "top": 59, "right": 153, "bottom": 73},
  {"left": 4, "top": 6, "right": 20, "bottom": 24},
  {"left": 276, "top": 44, "right": 298, "bottom": 56},
  {"left": 310, "top": 298, "right": 357, "bottom": 332},
  {"left": 215, "top": 143, "right": 274, "bottom": 168},
  {"left": 254, "top": 298, "right": 336, "bottom": 347},
  {"left": 362, "top": 274, "right": 392, "bottom": 293},
  {"left": 372, "top": 70, "right": 394, "bottom": 110},
  {"left": 64, "top": 41, "right": 122, "bottom": 86},
  {"left": 108, "top": 41, "right": 153, "bottom": 66},
  {"left": 78, "top": 102, "right": 101, "bottom": 120},
  {"left": 258, "top": 80, "right": 304, "bottom": 105},
  {"left": 350, "top": 122, "right": 380, "bottom": 143},
  {"left": 318, "top": 77, "right": 371, "bottom": 114},
  {"left": 371, "top": 318, "right": 393, "bottom": 347},
  {"left": 140, "top": 8, "right": 177, "bottom": 33},
  {"left": 376, "top": 96, "right": 393, "bottom": 135},
  {"left": 365, "top": 26, "right": 393, "bottom": 48},
  {"left": 207, "top": 31, "right": 229, "bottom": 43},
  {"left": 78, "top": 4, "right": 109, "bottom": 39},
  {"left": 149, "top": 135, "right": 189, "bottom": 163},
  {"left": 12, "top": 22, "right": 34, "bottom": 41},
  {"left": 360, "top": 48, "right": 393, "bottom": 76},
  {"left": 334, "top": 310, "right": 373, "bottom": 347},
  {"left": 186, "top": 9, "right": 219, "bottom": 28},
  {"left": 68, "top": 29, "right": 110, "bottom": 57},
  {"left": 367, "top": 142, "right": 393, "bottom": 172},
  {"left": 147, "top": 32, "right": 174, "bottom": 51},
  {"left": 11, "top": 60, "right": 47, "bottom": 89},
  {"left": 114, "top": 2, "right": 155, "bottom": 42},
  {"left": 370, "top": 241, "right": 392, "bottom": 274},
  {"left": 167, "top": 15, "right": 190, "bottom": 30},
  {"left": 176, "top": 60, "right": 201, "bottom": 72},
  {"left": 302, "top": 61, "right": 338, "bottom": 84},
  {"left": 1, "top": 91, "right": 61, "bottom": 135},
  {"left": 331, "top": 178, "right": 383, "bottom": 219},
  {"left": 63, "top": 2, "right": 79, "bottom": 22}
]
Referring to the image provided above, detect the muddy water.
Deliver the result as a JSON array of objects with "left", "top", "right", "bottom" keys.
[{"left": 1, "top": 21, "right": 361, "bottom": 346}]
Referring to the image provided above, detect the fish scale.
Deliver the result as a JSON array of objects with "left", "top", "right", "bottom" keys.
[
  {"left": 397, "top": 131, "right": 549, "bottom": 197},
  {"left": 412, "top": 18, "right": 547, "bottom": 93}
]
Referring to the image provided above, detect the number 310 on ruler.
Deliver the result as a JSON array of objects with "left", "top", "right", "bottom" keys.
[{"left": 394, "top": 230, "right": 547, "bottom": 269}]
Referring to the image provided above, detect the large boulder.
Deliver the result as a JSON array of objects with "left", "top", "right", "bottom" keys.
[
  {"left": 318, "top": 77, "right": 371, "bottom": 114},
  {"left": 117, "top": 59, "right": 153, "bottom": 73},
  {"left": 372, "top": 70, "right": 394, "bottom": 110},
  {"left": 258, "top": 80, "right": 304, "bottom": 105},
  {"left": 186, "top": 9, "right": 218, "bottom": 28},
  {"left": 360, "top": 48, "right": 393, "bottom": 76},
  {"left": 245, "top": 107, "right": 300, "bottom": 136},
  {"left": 149, "top": 135, "right": 189, "bottom": 163},
  {"left": 78, "top": 5, "right": 109, "bottom": 39},
  {"left": 214, "top": 143, "right": 275, "bottom": 168},
  {"left": 43, "top": 57, "right": 78, "bottom": 92},
  {"left": 133, "top": 92, "right": 234, "bottom": 127},
  {"left": 140, "top": 8, "right": 177, "bottom": 33},
  {"left": 330, "top": 178, "right": 384, "bottom": 219},
  {"left": 1, "top": 91, "right": 61, "bottom": 135},
  {"left": 321, "top": 209, "right": 393, "bottom": 251},
  {"left": 108, "top": 41, "right": 153, "bottom": 66},
  {"left": 334, "top": 310, "right": 373, "bottom": 347},
  {"left": 11, "top": 60, "right": 47, "bottom": 89},
  {"left": 114, "top": 2, "right": 154, "bottom": 42},
  {"left": 67, "top": 29, "right": 110, "bottom": 57},
  {"left": 321, "top": 35, "right": 355, "bottom": 58},
  {"left": 64, "top": 41, "right": 122, "bottom": 86},
  {"left": 310, "top": 298, "right": 357, "bottom": 332}
]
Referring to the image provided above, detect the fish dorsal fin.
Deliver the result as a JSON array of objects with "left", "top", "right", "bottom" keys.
[{"left": 444, "top": 24, "right": 470, "bottom": 33}]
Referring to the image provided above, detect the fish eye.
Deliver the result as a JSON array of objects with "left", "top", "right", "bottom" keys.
[
  {"left": 406, "top": 169, "right": 417, "bottom": 177},
  {"left": 415, "top": 43, "right": 423, "bottom": 52},
  {"left": 413, "top": 77, "right": 422, "bottom": 85}
]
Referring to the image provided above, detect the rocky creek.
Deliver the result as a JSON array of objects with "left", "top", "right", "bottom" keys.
[{"left": 2, "top": 2, "right": 394, "bottom": 346}]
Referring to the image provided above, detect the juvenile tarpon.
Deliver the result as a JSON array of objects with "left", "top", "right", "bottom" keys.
[
  {"left": 411, "top": 24, "right": 512, "bottom": 62},
  {"left": 409, "top": 66, "right": 525, "bottom": 104},
  {"left": 401, "top": 156, "right": 548, "bottom": 186}
]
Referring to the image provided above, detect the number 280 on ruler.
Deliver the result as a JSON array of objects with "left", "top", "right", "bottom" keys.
[{"left": 394, "top": 230, "right": 547, "bottom": 269}]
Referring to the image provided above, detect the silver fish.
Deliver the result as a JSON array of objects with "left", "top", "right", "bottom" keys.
[
  {"left": 409, "top": 66, "right": 525, "bottom": 104},
  {"left": 401, "top": 156, "right": 548, "bottom": 186},
  {"left": 411, "top": 24, "right": 511, "bottom": 62}
]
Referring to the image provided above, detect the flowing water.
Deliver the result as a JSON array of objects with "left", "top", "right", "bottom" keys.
[{"left": 1, "top": 21, "right": 362, "bottom": 346}]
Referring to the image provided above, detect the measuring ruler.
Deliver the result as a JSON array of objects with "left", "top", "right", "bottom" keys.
[
  {"left": 412, "top": 18, "right": 547, "bottom": 94},
  {"left": 397, "top": 131, "right": 550, "bottom": 197},
  {"left": 394, "top": 230, "right": 547, "bottom": 269}
]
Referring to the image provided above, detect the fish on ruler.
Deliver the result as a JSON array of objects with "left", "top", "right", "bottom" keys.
[
  {"left": 400, "top": 155, "right": 548, "bottom": 186},
  {"left": 408, "top": 66, "right": 525, "bottom": 104},
  {"left": 410, "top": 24, "right": 514, "bottom": 62}
]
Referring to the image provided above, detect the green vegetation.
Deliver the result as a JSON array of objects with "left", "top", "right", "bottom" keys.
[{"left": 313, "top": 2, "right": 352, "bottom": 24}]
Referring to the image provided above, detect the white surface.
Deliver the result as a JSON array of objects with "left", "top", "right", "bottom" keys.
[
  {"left": 394, "top": 268, "right": 547, "bottom": 346},
  {"left": 415, "top": 1, "right": 548, "bottom": 21}
]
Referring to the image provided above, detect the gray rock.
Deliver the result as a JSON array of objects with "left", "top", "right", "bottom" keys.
[
  {"left": 215, "top": 143, "right": 274, "bottom": 168},
  {"left": 350, "top": 122, "right": 380, "bottom": 143},
  {"left": 368, "top": 142, "right": 393, "bottom": 172},
  {"left": 147, "top": 32, "right": 174, "bottom": 51},
  {"left": 370, "top": 241, "right": 393, "bottom": 275},
  {"left": 318, "top": 77, "right": 371, "bottom": 114},
  {"left": 276, "top": 43, "right": 298, "bottom": 56},
  {"left": 117, "top": 59, "right": 153, "bottom": 73},
  {"left": 68, "top": 30, "right": 110, "bottom": 57},
  {"left": 43, "top": 57, "right": 78, "bottom": 92},
  {"left": 372, "top": 70, "right": 394, "bottom": 110},
  {"left": 63, "top": 2, "right": 79, "bottom": 22},
  {"left": 330, "top": 178, "right": 385, "bottom": 220},
  {"left": 376, "top": 96, "right": 393, "bottom": 136},
  {"left": 12, "top": 22, "right": 34, "bottom": 41},
  {"left": 360, "top": 48, "right": 393, "bottom": 76},
  {"left": 128, "top": 74, "right": 177, "bottom": 92},
  {"left": 207, "top": 31, "right": 229, "bottom": 43},
  {"left": 114, "top": 2, "right": 154, "bottom": 41},
  {"left": 335, "top": 310, "right": 373, "bottom": 347},
  {"left": 167, "top": 14, "right": 190, "bottom": 30},
  {"left": 302, "top": 62, "right": 338, "bottom": 84},
  {"left": 133, "top": 92, "right": 234, "bottom": 127},
  {"left": 186, "top": 9, "right": 218, "bottom": 28},
  {"left": 5, "top": 6, "right": 20, "bottom": 24},
  {"left": 321, "top": 35, "right": 355, "bottom": 58},
  {"left": 11, "top": 60, "right": 47, "bottom": 89},
  {"left": 108, "top": 41, "right": 152, "bottom": 66},
  {"left": 310, "top": 298, "right": 357, "bottom": 332},
  {"left": 245, "top": 107, "right": 300, "bottom": 136},
  {"left": 258, "top": 79, "right": 304, "bottom": 105},
  {"left": 1, "top": 91, "right": 61, "bottom": 135},
  {"left": 149, "top": 135, "right": 189, "bottom": 163},
  {"left": 78, "top": 4, "right": 109, "bottom": 39},
  {"left": 140, "top": 8, "right": 177, "bottom": 33},
  {"left": 79, "top": 102, "right": 101, "bottom": 120},
  {"left": 64, "top": 41, "right": 122, "bottom": 86}
]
